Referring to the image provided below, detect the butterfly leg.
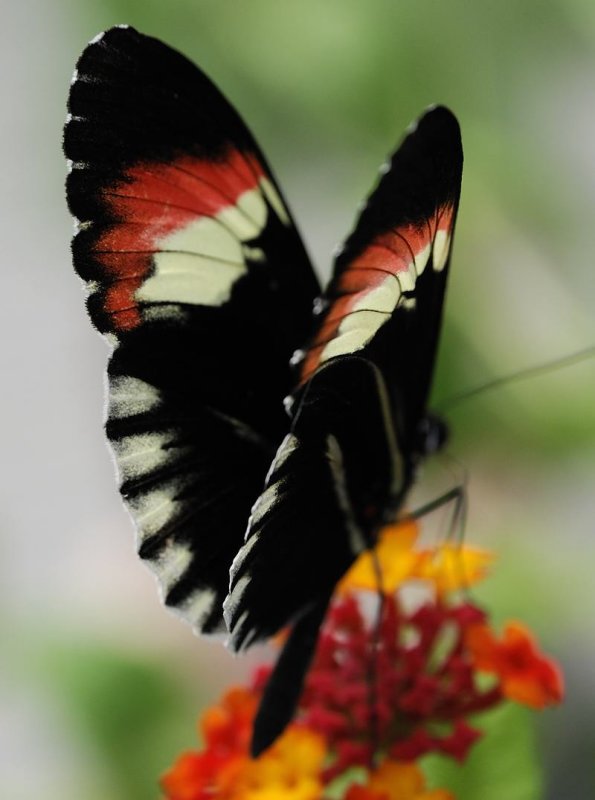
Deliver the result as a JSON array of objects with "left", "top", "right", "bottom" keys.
[{"left": 406, "top": 481, "right": 468, "bottom": 545}]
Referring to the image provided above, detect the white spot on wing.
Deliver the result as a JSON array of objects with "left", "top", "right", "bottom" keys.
[
  {"left": 218, "top": 186, "right": 267, "bottom": 240},
  {"left": 109, "top": 375, "right": 161, "bottom": 420},
  {"left": 432, "top": 229, "right": 451, "bottom": 271},
  {"left": 225, "top": 573, "right": 250, "bottom": 621},
  {"left": 353, "top": 280, "right": 400, "bottom": 315},
  {"left": 414, "top": 242, "right": 432, "bottom": 275},
  {"left": 113, "top": 431, "right": 185, "bottom": 482},
  {"left": 149, "top": 541, "right": 192, "bottom": 595},
  {"left": 177, "top": 588, "right": 217, "bottom": 629},
  {"left": 283, "top": 394, "right": 295, "bottom": 415},
  {"left": 127, "top": 486, "right": 181, "bottom": 542},
  {"left": 319, "top": 313, "right": 386, "bottom": 362},
  {"left": 89, "top": 31, "right": 106, "bottom": 45},
  {"left": 143, "top": 304, "right": 189, "bottom": 324},
  {"left": 228, "top": 540, "right": 249, "bottom": 582},
  {"left": 396, "top": 263, "right": 416, "bottom": 292},
  {"left": 265, "top": 433, "right": 298, "bottom": 482},
  {"left": 249, "top": 479, "right": 281, "bottom": 528},
  {"left": 141, "top": 239, "right": 245, "bottom": 307},
  {"left": 313, "top": 297, "right": 328, "bottom": 315},
  {"left": 242, "top": 244, "right": 265, "bottom": 262},
  {"left": 405, "top": 116, "right": 420, "bottom": 136},
  {"left": 290, "top": 349, "right": 305, "bottom": 367},
  {"left": 230, "top": 530, "right": 259, "bottom": 573},
  {"left": 139, "top": 184, "right": 270, "bottom": 308},
  {"left": 226, "top": 609, "right": 250, "bottom": 649},
  {"left": 104, "top": 331, "right": 117, "bottom": 350},
  {"left": 259, "top": 177, "right": 290, "bottom": 225}
]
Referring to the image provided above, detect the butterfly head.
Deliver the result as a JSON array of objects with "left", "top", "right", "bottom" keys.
[{"left": 415, "top": 412, "right": 449, "bottom": 458}]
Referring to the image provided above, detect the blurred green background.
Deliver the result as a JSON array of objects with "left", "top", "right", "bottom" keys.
[{"left": 3, "top": 1, "right": 595, "bottom": 797}]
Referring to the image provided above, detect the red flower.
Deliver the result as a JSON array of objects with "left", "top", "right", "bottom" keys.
[
  {"left": 299, "top": 591, "right": 499, "bottom": 777},
  {"left": 161, "top": 521, "right": 565, "bottom": 800},
  {"left": 466, "top": 621, "right": 565, "bottom": 708}
]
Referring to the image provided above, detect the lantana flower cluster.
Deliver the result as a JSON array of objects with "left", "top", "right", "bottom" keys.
[{"left": 162, "top": 520, "right": 563, "bottom": 799}]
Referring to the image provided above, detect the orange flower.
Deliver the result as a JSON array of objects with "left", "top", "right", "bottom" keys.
[
  {"left": 338, "top": 520, "right": 493, "bottom": 595},
  {"left": 161, "top": 687, "right": 257, "bottom": 800},
  {"left": 161, "top": 749, "right": 247, "bottom": 800},
  {"left": 345, "top": 760, "right": 454, "bottom": 800},
  {"left": 161, "top": 686, "right": 326, "bottom": 800},
  {"left": 229, "top": 727, "right": 325, "bottom": 800},
  {"left": 201, "top": 687, "right": 257, "bottom": 755},
  {"left": 466, "top": 621, "right": 564, "bottom": 708}
]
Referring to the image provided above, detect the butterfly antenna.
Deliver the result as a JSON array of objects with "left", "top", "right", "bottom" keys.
[{"left": 438, "top": 344, "right": 595, "bottom": 412}]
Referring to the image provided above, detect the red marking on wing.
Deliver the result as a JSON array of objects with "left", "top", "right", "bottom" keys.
[
  {"left": 93, "top": 149, "right": 264, "bottom": 332},
  {"left": 300, "top": 205, "right": 455, "bottom": 383}
]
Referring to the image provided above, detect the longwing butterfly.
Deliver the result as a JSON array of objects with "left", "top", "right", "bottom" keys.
[{"left": 64, "top": 25, "right": 463, "bottom": 754}]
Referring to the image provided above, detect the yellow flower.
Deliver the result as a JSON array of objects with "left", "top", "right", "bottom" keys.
[
  {"left": 415, "top": 543, "right": 494, "bottom": 595},
  {"left": 229, "top": 727, "right": 326, "bottom": 800},
  {"left": 338, "top": 520, "right": 422, "bottom": 594},
  {"left": 338, "top": 519, "right": 493, "bottom": 595},
  {"left": 346, "top": 760, "right": 454, "bottom": 800}
]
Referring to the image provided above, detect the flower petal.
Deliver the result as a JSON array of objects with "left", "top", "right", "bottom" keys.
[
  {"left": 345, "top": 760, "right": 454, "bottom": 800},
  {"left": 466, "top": 621, "right": 564, "bottom": 709},
  {"left": 338, "top": 520, "right": 422, "bottom": 594},
  {"left": 415, "top": 544, "right": 494, "bottom": 593}
]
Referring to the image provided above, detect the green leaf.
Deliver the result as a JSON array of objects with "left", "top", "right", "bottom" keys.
[{"left": 422, "top": 705, "right": 543, "bottom": 800}]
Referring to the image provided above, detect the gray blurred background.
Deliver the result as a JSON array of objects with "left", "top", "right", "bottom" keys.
[{"left": 2, "top": 1, "right": 595, "bottom": 797}]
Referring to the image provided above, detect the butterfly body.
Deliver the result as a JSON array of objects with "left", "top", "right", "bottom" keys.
[{"left": 65, "top": 25, "right": 462, "bottom": 749}]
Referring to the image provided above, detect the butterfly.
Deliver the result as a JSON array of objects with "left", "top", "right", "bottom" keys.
[{"left": 64, "top": 25, "right": 463, "bottom": 754}]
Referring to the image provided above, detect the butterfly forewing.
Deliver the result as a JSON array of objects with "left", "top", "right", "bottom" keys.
[
  {"left": 297, "top": 106, "right": 463, "bottom": 443},
  {"left": 65, "top": 26, "right": 319, "bottom": 632}
]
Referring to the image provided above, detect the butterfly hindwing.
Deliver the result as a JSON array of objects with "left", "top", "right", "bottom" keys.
[
  {"left": 225, "top": 106, "right": 463, "bottom": 648},
  {"left": 65, "top": 26, "right": 319, "bottom": 632},
  {"left": 224, "top": 356, "right": 405, "bottom": 649}
]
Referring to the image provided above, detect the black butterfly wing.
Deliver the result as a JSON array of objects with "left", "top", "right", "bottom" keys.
[
  {"left": 297, "top": 105, "right": 463, "bottom": 451},
  {"left": 226, "top": 106, "right": 463, "bottom": 649},
  {"left": 65, "top": 26, "right": 319, "bottom": 633}
]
